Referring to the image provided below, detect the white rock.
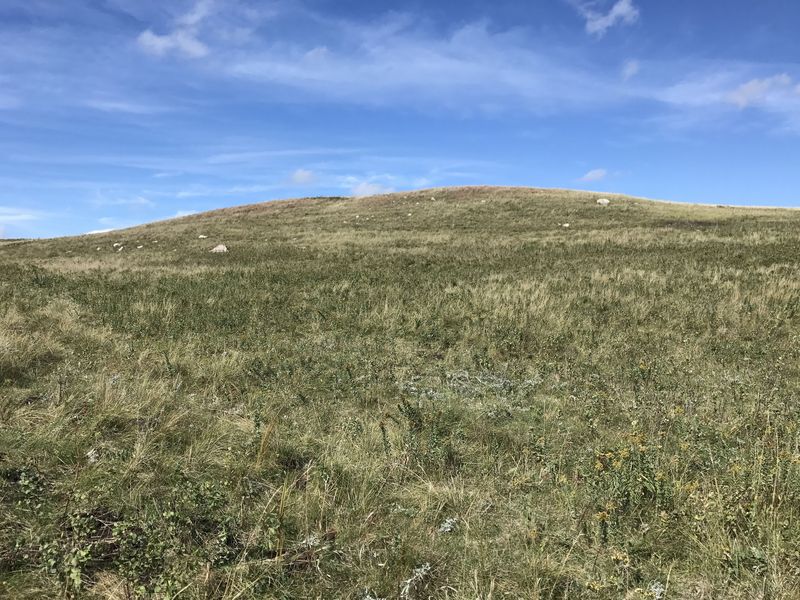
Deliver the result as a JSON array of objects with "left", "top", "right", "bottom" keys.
[
  {"left": 597, "top": 198, "right": 610, "bottom": 206},
  {"left": 112, "top": 243, "right": 121, "bottom": 247},
  {"left": 210, "top": 244, "right": 228, "bottom": 253},
  {"left": 136, "top": 245, "right": 143, "bottom": 249},
  {"left": 198, "top": 235, "right": 208, "bottom": 239},
  {"left": 562, "top": 223, "right": 570, "bottom": 228},
  {"left": 117, "top": 246, "right": 124, "bottom": 252}
]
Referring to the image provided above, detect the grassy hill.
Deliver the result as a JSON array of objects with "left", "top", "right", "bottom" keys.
[{"left": 1, "top": 186, "right": 799, "bottom": 599}]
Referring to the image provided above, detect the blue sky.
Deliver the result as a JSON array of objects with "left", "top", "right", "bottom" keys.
[{"left": 2, "top": 0, "right": 800, "bottom": 237}]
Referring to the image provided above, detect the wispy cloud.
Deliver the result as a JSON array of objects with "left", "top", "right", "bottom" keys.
[
  {"left": 92, "top": 195, "right": 156, "bottom": 208},
  {"left": 579, "top": 168, "right": 608, "bottom": 182},
  {"left": 572, "top": 0, "right": 640, "bottom": 37},
  {"left": 656, "top": 66, "right": 800, "bottom": 132},
  {"left": 349, "top": 181, "right": 395, "bottom": 197},
  {"left": 0, "top": 206, "right": 43, "bottom": 223},
  {"left": 622, "top": 59, "right": 640, "bottom": 81},
  {"left": 137, "top": 0, "right": 214, "bottom": 59},
  {"left": 728, "top": 73, "right": 800, "bottom": 109},
  {"left": 138, "top": 29, "right": 209, "bottom": 59},
  {"left": 291, "top": 168, "right": 316, "bottom": 185},
  {"left": 175, "top": 184, "right": 281, "bottom": 198},
  {"left": 177, "top": 0, "right": 216, "bottom": 28},
  {"left": 84, "top": 99, "right": 168, "bottom": 115},
  {"left": 340, "top": 175, "right": 398, "bottom": 197},
  {"left": 228, "top": 19, "right": 618, "bottom": 114},
  {"left": 205, "top": 147, "right": 363, "bottom": 165}
]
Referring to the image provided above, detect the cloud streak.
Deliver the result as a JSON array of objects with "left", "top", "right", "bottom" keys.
[
  {"left": 728, "top": 74, "right": 800, "bottom": 109},
  {"left": 622, "top": 59, "right": 640, "bottom": 81},
  {"left": 656, "top": 66, "right": 800, "bottom": 132},
  {"left": 0, "top": 206, "right": 43, "bottom": 223},
  {"left": 137, "top": 0, "right": 215, "bottom": 58},
  {"left": 571, "top": 0, "right": 640, "bottom": 37},
  {"left": 579, "top": 168, "right": 607, "bottom": 182},
  {"left": 291, "top": 169, "right": 316, "bottom": 185},
  {"left": 227, "top": 19, "right": 619, "bottom": 114}
]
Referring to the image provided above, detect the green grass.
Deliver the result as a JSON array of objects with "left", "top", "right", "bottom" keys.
[{"left": 1, "top": 186, "right": 799, "bottom": 599}]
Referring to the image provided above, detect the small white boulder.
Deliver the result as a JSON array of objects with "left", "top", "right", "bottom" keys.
[
  {"left": 562, "top": 223, "right": 570, "bottom": 228},
  {"left": 210, "top": 244, "right": 228, "bottom": 253},
  {"left": 198, "top": 234, "right": 208, "bottom": 239},
  {"left": 596, "top": 198, "right": 610, "bottom": 206}
]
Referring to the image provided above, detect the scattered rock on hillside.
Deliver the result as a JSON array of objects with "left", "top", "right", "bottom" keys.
[
  {"left": 562, "top": 223, "right": 570, "bottom": 228},
  {"left": 198, "top": 235, "right": 208, "bottom": 239},
  {"left": 210, "top": 244, "right": 228, "bottom": 253},
  {"left": 597, "top": 198, "right": 610, "bottom": 206}
]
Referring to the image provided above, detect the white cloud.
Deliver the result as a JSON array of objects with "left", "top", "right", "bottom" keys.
[
  {"left": 573, "top": 0, "right": 640, "bottom": 37},
  {"left": 93, "top": 195, "right": 155, "bottom": 208},
  {"left": 728, "top": 73, "right": 797, "bottom": 108},
  {"left": 291, "top": 168, "right": 315, "bottom": 184},
  {"left": 351, "top": 182, "right": 394, "bottom": 197},
  {"left": 206, "top": 147, "right": 361, "bottom": 165},
  {"left": 340, "top": 173, "right": 400, "bottom": 197},
  {"left": 137, "top": 0, "right": 213, "bottom": 59},
  {"left": 85, "top": 99, "right": 167, "bottom": 114},
  {"left": 305, "top": 46, "right": 330, "bottom": 61},
  {"left": 622, "top": 59, "right": 640, "bottom": 81},
  {"left": 229, "top": 19, "right": 619, "bottom": 114},
  {"left": 177, "top": 0, "right": 216, "bottom": 28},
  {"left": 655, "top": 67, "right": 800, "bottom": 132},
  {"left": 175, "top": 184, "right": 279, "bottom": 198},
  {"left": 0, "top": 206, "right": 42, "bottom": 223},
  {"left": 138, "top": 29, "right": 209, "bottom": 59},
  {"left": 579, "top": 168, "right": 607, "bottom": 182},
  {"left": 83, "top": 228, "right": 115, "bottom": 235}
]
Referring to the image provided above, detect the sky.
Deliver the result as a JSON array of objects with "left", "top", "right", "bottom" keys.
[{"left": 1, "top": 0, "right": 800, "bottom": 237}]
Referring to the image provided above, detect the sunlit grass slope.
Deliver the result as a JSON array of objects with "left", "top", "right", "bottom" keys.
[{"left": 2, "top": 187, "right": 800, "bottom": 599}]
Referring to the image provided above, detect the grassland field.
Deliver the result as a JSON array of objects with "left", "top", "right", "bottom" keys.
[{"left": 1, "top": 186, "right": 800, "bottom": 599}]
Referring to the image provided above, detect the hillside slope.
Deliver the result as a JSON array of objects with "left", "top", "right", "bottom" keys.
[{"left": 2, "top": 187, "right": 800, "bottom": 599}]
